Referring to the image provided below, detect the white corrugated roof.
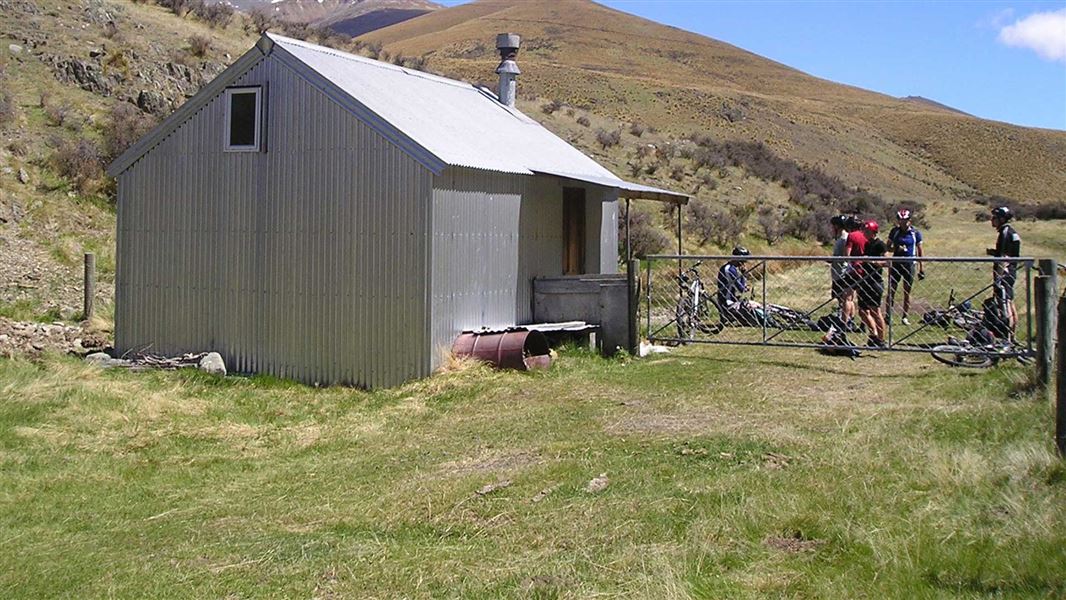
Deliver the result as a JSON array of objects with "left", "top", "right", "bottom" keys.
[
  {"left": 269, "top": 34, "right": 687, "bottom": 201},
  {"left": 109, "top": 33, "right": 687, "bottom": 201}
]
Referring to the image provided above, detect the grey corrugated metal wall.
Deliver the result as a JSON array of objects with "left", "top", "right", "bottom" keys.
[
  {"left": 428, "top": 168, "right": 618, "bottom": 365},
  {"left": 116, "top": 54, "right": 433, "bottom": 387}
]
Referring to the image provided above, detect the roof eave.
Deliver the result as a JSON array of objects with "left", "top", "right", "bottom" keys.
[{"left": 618, "top": 187, "right": 690, "bottom": 205}]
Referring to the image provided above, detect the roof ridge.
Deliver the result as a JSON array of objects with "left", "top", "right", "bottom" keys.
[{"left": 266, "top": 33, "right": 481, "bottom": 93}]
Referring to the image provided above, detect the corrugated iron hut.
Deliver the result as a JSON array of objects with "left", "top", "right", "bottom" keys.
[{"left": 108, "top": 32, "right": 686, "bottom": 386}]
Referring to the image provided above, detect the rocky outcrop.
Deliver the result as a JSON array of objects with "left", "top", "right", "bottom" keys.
[{"left": 50, "top": 57, "right": 115, "bottom": 95}]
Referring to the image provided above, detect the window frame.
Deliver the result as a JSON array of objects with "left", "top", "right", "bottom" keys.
[{"left": 223, "top": 86, "right": 263, "bottom": 153}]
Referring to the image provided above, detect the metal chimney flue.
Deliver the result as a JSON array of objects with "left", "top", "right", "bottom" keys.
[{"left": 495, "top": 33, "right": 520, "bottom": 107}]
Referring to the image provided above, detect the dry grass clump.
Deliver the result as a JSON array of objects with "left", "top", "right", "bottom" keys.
[{"left": 187, "top": 34, "right": 212, "bottom": 58}]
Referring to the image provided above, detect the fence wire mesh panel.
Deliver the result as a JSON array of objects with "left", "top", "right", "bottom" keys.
[{"left": 645, "top": 255, "right": 1034, "bottom": 358}]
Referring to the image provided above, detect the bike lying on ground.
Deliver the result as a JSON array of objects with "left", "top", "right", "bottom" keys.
[
  {"left": 929, "top": 338, "right": 1032, "bottom": 368},
  {"left": 719, "top": 297, "right": 818, "bottom": 331},
  {"left": 921, "top": 289, "right": 982, "bottom": 331},
  {"left": 928, "top": 295, "right": 1032, "bottom": 368}
]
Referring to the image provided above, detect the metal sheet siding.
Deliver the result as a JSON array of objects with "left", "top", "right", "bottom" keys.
[
  {"left": 427, "top": 171, "right": 618, "bottom": 367},
  {"left": 116, "top": 55, "right": 433, "bottom": 387}
]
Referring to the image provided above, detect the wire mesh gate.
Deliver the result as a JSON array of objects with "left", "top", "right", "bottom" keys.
[{"left": 644, "top": 255, "right": 1034, "bottom": 357}]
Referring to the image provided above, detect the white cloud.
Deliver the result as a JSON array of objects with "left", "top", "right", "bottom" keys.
[{"left": 998, "top": 8, "right": 1066, "bottom": 62}]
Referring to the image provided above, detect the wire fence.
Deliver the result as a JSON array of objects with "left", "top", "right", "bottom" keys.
[{"left": 644, "top": 254, "right": 1034, "bottom": 357}]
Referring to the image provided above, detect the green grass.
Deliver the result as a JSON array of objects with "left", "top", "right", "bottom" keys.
[{"left": 1, "top": 346, "right": 1063, "bottom": 598}]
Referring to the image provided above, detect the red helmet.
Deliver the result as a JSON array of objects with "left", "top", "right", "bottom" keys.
[
  {"left": 896, "top": 209, "right": 911, "bottom": 221},
  {"left": 863, "top": 220, "right": 879, "bottom": 233}
]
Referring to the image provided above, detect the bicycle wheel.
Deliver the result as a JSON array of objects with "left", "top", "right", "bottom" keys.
[{"left": 930, "top": 345, "right": 995, "bottom": 368}]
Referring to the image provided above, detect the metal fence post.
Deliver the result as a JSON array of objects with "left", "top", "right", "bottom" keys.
[
  {"left": 761, "top": 260, "right": 767, "bottom": 343},
  {"left": 627, "top": 258, "right": 639, "bottom": 356},
  {"left": 645, "top": 258, "right": 652, "bottom": 344},
  {"left": 1056, "top": 292, "right": 1065, "bottom": 457},
  {"left": 83, "top": 252, "right": 95, "bottom": 320},
  {"left": 1036, "top": 259, "right": 1058, "bottom": 390}
]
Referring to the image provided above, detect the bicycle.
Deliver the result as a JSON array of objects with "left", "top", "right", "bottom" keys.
[
  {"left": 719, "top": 288, "right": 817, "bottom": 331},
  {"left": 929, "top": 295, "right": 1032, "bottom": 368},
  {"left": 921, "top": 289, "right": 983, "bottom": 331},
  {"left": 930, "top": 337, "right": 1032, "bottom": 368},
  {"left": 674, "top": 261, "right": 716, "bottom": 339}
]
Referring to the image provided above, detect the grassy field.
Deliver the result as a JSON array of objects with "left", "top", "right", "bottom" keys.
[{"left": 1, "top": 344, "right": 1063, "bottom": 598}]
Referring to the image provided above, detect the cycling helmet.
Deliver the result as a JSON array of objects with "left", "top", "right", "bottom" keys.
[
  {"left": 731, "top": 245, "right": 751, "bottom": 257},
  {"left": 991, "top": 206, "right": 1013, "bottom": 222},
  {"left": 896, "top": 209, "right": 911, "bottom": 221},
  {"left": 863, "top": 220, "right": 879, "bottom": 234},
  {"left": 831, "top": 214, "right": 846, "bottom": 228}
]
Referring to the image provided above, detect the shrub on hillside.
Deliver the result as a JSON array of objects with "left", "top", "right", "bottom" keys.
[
  {"left": 541, "top": 99, "right": 562, "bottom": 115},
  {"left": 757, "top": 206, "right": 785, "bottom": 245},
  {"left": 195, "top": 2, "right": 234, "bottom": 28},
  {"left": 969, "top": 195, "right": 1066, "bottom": 221},
  {"left": 43, "top": 102, "right": 72, "bottom": 127},
  {"left": 783, "top": 205, "right": 835, "bottom": 244},
  {"left": 596, "top": 128, "right": 621, "bottom": 150},
  {"left": 669, "top": 165, "right": 686, "bottom": 182},
  {"left": 157, "top": 0, "right": 195, "bottom": 18},
  {"left": 684, "top": 130, "right": 923, "bottom": 238},
  {"left": 629, "top": 122, "right": 645, "bottom": 137},
  {"left": 7, "top": 139, "right": 28, "bottom": 157},
  {"left": 103, "top": 103, "right": 157, "bottom": 162},
  {"left": 687, "top": 200, "right": 750, "bottom": 247},
  {"left": 0, "top": 87, "right": 15, "bottom": 127},
  {"left": 576, "top": 115, "right": 590, "bottom": 127},
  {"left": 247, "top": 9, "right": 276, "bottom": 33},
  {"left": 51, "top": 139, "right": 103, "bottom": 193},
  {"left": 619, "top": 207, "right": 670, "bottom": 259},
  {"left": 188, "top": 34, "right": 212, "bottom": 58}
]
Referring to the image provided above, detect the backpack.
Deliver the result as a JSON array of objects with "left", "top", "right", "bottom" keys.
[{"left": 819, "top": 326, "right": 861, "bottom": 359}]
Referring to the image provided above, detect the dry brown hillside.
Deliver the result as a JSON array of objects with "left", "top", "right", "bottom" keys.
[{"left": 361, "top": 0, "right": 1066, "bottom": 204}]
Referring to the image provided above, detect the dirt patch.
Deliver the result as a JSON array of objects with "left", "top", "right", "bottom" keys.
[
  {"left": 764, "top": 532, "right": 825, "bottom": 553},
  {"left": 608, "top": 412, "right": 719, "bottom": 436},
  {"left": 436, "top": 449, "right": 542, "bottom": 478}
]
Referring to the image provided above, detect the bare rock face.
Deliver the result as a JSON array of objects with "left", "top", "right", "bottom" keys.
[
  {"left": 136, "top": 90, "right": 169, "bottom": 116},
  {"left": 50, "top": 57, "right": 112, "bottom": 95},
  {"left": 197, "top": 352, "right": 226, "bottom": 376}
]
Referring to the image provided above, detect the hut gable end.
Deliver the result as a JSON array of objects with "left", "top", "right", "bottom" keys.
[{"left": 115, "top": 52, "right": 434, "bottom": 387}]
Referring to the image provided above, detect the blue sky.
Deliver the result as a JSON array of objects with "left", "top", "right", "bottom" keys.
[{"left": 437, "top": 1, "right": 1066, "bottom": 130}]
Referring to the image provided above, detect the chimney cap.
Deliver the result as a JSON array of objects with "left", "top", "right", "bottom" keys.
[{"left": 496, "top": 33, "right": 521, "bottom": 50}]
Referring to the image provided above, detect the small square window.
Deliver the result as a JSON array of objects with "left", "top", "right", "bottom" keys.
[{"left": 224, "top": 87, "right": 262, "bottom": 152}]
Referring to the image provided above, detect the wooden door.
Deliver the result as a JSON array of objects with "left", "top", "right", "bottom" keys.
[{"left": 562, "top": 187, "right": 586, "bottom": 275}]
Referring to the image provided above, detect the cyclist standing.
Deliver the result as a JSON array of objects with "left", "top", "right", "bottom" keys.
[
  {"left": 830, "top": 215, "right": 857, "bottom": 326},
  {"left": 886, "top": 208, "right": 924, "bottom": 325},
  {"left": 986, "top": 206, "right": 1021, "bottom": 338},
  {"left": 857, "top": 220, "right": 888, "bottom": 347}
]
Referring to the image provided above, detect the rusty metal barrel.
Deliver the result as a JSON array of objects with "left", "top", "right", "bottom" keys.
[{"left": 452, "top": 329, "right": 552, "bottom": 371}]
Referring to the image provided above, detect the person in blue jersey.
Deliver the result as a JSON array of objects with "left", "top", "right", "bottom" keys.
[
  {"left": 717, "top": 246, "right": 759, "bottom": 325},
  {"left": 886, "top": 208, "right": 924, "bottom": 325}
]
